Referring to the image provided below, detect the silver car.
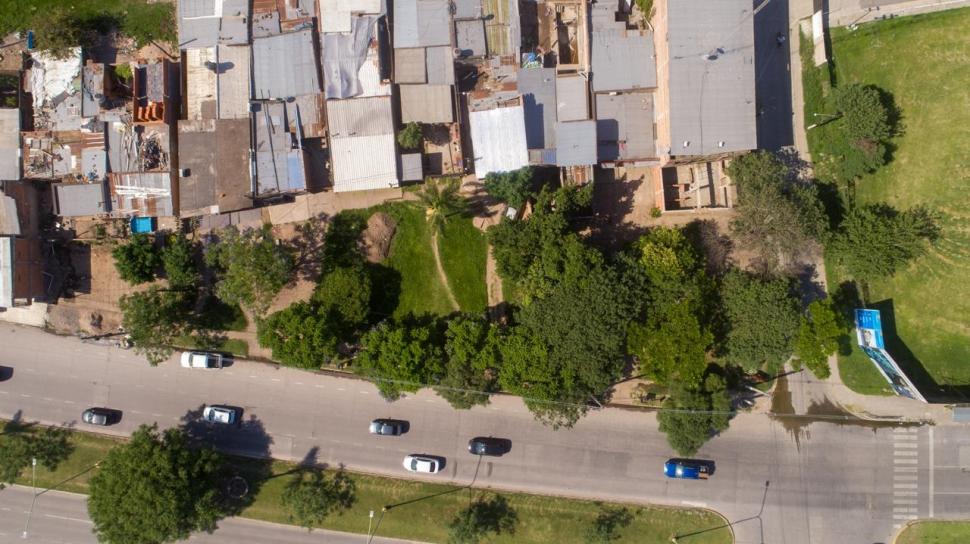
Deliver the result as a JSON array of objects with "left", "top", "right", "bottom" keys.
[
  {"left": 202, "top": 405, "right": 237, "bottom": 425},
  {"left": 82, "top": 408, "right": 114, "bottom": 426},
  {"left": 369, "top": 419, "right": 407, "bottom": 436},
  {"left": 180, "top": 351, "right": 224, "bottom": 369},
  {"left": 403, "top": 454, "right": 444, "bottom": 474}
]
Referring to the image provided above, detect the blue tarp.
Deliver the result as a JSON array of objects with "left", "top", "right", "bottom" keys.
[{"left": 129, "top": 217, "right": 156, "bottom": 234}]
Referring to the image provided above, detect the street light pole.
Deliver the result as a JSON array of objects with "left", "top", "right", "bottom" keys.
[{"left": 22, "top": 457, "right": 37, "bottom": 539}]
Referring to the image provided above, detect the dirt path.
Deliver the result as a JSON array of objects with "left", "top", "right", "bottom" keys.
[
  {"left": 431, "top": 230, "right": 460, "bottom": 311},
  {"left": 485, "top": 245, "right": 504, "bottom": 319}
]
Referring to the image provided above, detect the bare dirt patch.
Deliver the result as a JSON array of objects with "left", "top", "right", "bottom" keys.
[{"left": 360, "top": 212, "right": 397, "bottom": 263}]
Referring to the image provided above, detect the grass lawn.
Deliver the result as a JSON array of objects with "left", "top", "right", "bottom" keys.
[
  {"left": 801, "top": 9, "right": 970, "bottom": 393},
  {"left": 438, "top": 217, "right": 488, "bottom": 313},
  {"left": 9, "top": 424, "right": 731, "bottom": 544},
  {"left": 896, "top": 521, "right": 970, "bottom": 544},
  {"left": 0, "top": 0, "right": 176, "bottom": 44}
]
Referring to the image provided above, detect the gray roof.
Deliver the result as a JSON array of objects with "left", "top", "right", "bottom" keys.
[
  {"left": 253, "top": 30, "right": 320, "bottom": 99},
  {"left": 178, "top": 0, "right": 249, "bottom": 48},
  {"left": 81, "top": 148, "right": 106, "bottom": 182},
  {"left": 0, "top": 192, "right": 19, "bottom": 236},
  {"left": 425, "top": 46, "right": 455, "bottom": 85},
  {"left": 395, "top": 48, "right": 426, "bottom": 83},
  {"left": 253, "top": 102, "right": 307, "bottom": 195},
  {"left": 667, "top": 0, "right": 757, "bottom": 155},
  {"left": 177, "top": 119, "right": 252, "bottom": 216},
  {"left": 454, "top": 0, "right": 482, "bottom": 19},
  {"left": 0, "top": 109, "right": 20, "bottom": 181},
  {"left": 81, "top": 63, "right": 104, "bottom": 118},
  {"left": 518, "top": 68, "right": 557, "bottom": 151},
  {"left": 53, "top": 183, "right": 108, "bottom": 216},
  {"left": 595, "top": 93, "right": 656, "bottom": 162},
  {"left": 555, "top": 121, "right": 597, "bottom": 166},
  {"left": 327, "top": 97, "right": 398, "bottom": 192},
  {"left": 556, "top": 75, "right": 588, "bottom": 122},
  {"left": 455, "top": 19, "right": 487, "bottom": 58},
  {"left": 400, "top": 153, "right": 423, "bottom": 182},
  {"left": 591, "top": 30, "right": 656, "bottom": 92},
  {"left": 394, "top": 0, "right": 452, "bottom": 49},
  {"left": 322, "top": 15, "right": 381, "bottom": 99},
  {"left": 400, "top": 85, "right": 453, "bottom": 123},
  {"left": 327, "top": 96, "right": 395, "bottom": 138}
]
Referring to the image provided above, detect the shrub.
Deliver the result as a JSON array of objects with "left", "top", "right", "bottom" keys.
[{"left": 397, "top": 122, "right": 423, "bottom": 150}]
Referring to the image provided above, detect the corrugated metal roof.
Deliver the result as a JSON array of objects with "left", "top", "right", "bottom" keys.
[
  {"left": 319, "top": 0, "right": 383, "bottom": 33},
  {"left": 400, "top": 85, "right": 453, "bottom": 123},
  {"left": 323, "top": 16, "right": 390, "bottom": 99},
  {"left": 0, "top": 237, "right": 12, "bottom": 308},
  {"left": 81, "top": 148, "right": 106, "bottom": 182},
  {"left": 518, "top": 68, "right": 557, "bottom": 151},
  {"left": 253, "top": 30, "right": 320, "bottom": 99},
  {"left": 556, "top": 75, "right": 588, "bottom": 121},
  {"left": 425, "top": 46, "right": 455, "bottom": 85},
  {"left": 331, "top": 134, "right": 399, "bottom": 192},
  {"left": 591, "top": 30, "right": 656, "bottom": 92},
  {"left": 326, "top": 96, "right": 395, "bottom": 138},
  {"left": 254, "top": 102, "right": 307, "bottom": 195},
  {"left": 0, "top": 192, "right": 19, "bottom": 236},
  {"left": 667, "top": 0, "right": 757, "bottom": 155},
  {"left": 179, "top": 0, "right": 249, "bottom": 48},
  {"left": 109, "top": 172, "right": 173, "bottom": 216},
  {"left": 454, "top": 0, "right": 482, "bottom": 19},
  {"left": 53, "top": 183, "right": 108, "bottom": 216},
  {"left": 483, "top": 0, "right": 520, "bottom": 57},
  {"left": 455, "top": 19, "right": 487, "bottom": 58},
  {"left": 395, "top": 48, "right": 426, "bottom": 84},
  {"left": 394, "top": 0, "right": 452, "bottom": 49},
  {"left": 555, "top": 121, "right": 597, "bottom": 166},
  {"left": 470, "top": 105, "right": 529, "bottom": 178},
  {"left": 595, "top": 93, "right": 656, "bottom": 161},
  {"left": 400, "top": 153, "right": 423, "bottom": 181},
  {"left": 0, "top": 109, "right": 20, "bottom": 181},
  {"left": 217, "top": 45, "right": 252, "bottom": 119}
]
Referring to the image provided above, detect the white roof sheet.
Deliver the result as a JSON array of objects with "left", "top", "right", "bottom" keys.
[
  {"left": 470, "top": 106, "right": 529, "bottom": 179},
  {"left": 0, "top": 237, "right": 12, "bottom": 308},
  {"left": 0, "top": 192, "right": 19, "bottom": 236},
  {"left": 555, "top": 120, "right": 597, "bottom": 166},
  {"left": 216, "top": 45, "right": 251, "bottom": 118},
  {"left": 331, "top": 134, "right": 399, "bottom": 192},
  {"left": 394, "top": 0, "right": 452, "bottom": 49},
  {"left": 326, "top": 96, "right": 395, "bottom": 137},
  {"left": 425, "top": 46, "right": 455, "bottom": 85},
  {"left": 319, "top": 0, "right": 383, "bottom": 33},
  {"left": 253, "top": 30, "right": 320, "bottom": 99},
  {"left": 0, "top": 109, "right": 20, "bottom": 180}
]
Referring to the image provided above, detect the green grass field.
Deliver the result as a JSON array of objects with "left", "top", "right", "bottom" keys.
[
  {"left": 438, "top": 216, "right": 488, "bottom": 313},
  {"left": 0, "top": 0, "right": 175, "bottom": 45},
  {"left": 8, "top": 425, "right": 731, "bottom": 544},
  {"left": 802, "top": 9, "right": 970, "bottom": 394},
  {"left": 896, "top": 521, "right": 970, "bottom": 544}
]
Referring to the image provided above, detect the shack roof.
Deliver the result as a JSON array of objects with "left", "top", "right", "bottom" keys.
[
  {"left": 455, "top": 19, "right": 487, "bottom": 58},
  {"left": 177, "top": 119, "right": 252, "bottom": 216},
  {"left": 518, "top": 68, "right": 556, "bottom": 151},
  {"left": 319, "top": 0, "right": 383, "bottom": 33},
  {"left": 0, "top": 109, "right": 20, "bottom": 181},
  {"left": 555, "top": 120, "right": 597, "bottom": 166},
  {"left": 253, "top": 30, "right": 320, "bottom": 99},
  {"left": 400, "top": 85, "right": 453, "bottom": 123},
  {"left": 395, "top": 48, "right": 426, "bottom": 84},
  {"left": 178, "top": 0, "right": 249, "bottom": 48},
  {"left": 590, "top": 29, "right": 656, "bottom": 92},
  {"left": 595, "top": 93, "right": 656, "bottom": 162},
  {"left": 556, "top": 75, "right": 588, "bottom": 122},
  {"left": 393, "top": 0, "right": 452, "bottom": 49},
  {"left": 667, "top": 0, "right": 757, "bottom": 155},
  {"left": 469, "top": 105, "right": 528, "bottom": 178},
  {"left": 454, "top": 0, "right": 483, "bottom": 19},
  {"left": 253, "top": 102, "right": 307, "bottom": 194},
  {"left": 0, "top": 192, "right": 19, "bottom": 236},
  {"left": 108, "top": 172, "right": 173, "bottom": 217},
  {"left": 327, "top": 97, "right": 399, "bottom": 192},
  {"left": 322, "top": 16, "right": 390, "bottom": 99},
  {"left": 53, "top": 183, "right": 108, "bottom": 217},
  {"left": 425, "top": 46, "right": 455, "bottom": 85}
]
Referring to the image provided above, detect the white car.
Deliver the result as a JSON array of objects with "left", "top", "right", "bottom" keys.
[
  {"left": 202, "top": 405, "right": 237, "bottom": 425},
  {"left": 403, "top": 454, "right": 443, "bottom": 474},
  {"left": 180, "top": 351, "right": 224, "bottom": 369}
]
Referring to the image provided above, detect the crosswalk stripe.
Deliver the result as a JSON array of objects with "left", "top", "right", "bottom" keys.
[
  {"left": 894, "top": 450, "right": 919, "bottom": 457},
  {"left": 894, "top": 507, "right": 918, "bottom": 513},
  {"left": 894, "top": 483, "right": 918, "bottom": 489},
  {"left": 894, "top": 498, "right": 918, "bottom": 505},
  {"left": 895, "top": 491, "right": 918, "bottom": 496},
  {"left": 894, "top": 475, "right": 918, "bottom": 481},
  {"left": 893, "top": 442, "right": 919, "bottom": 448},
  {"left": 894, "top": 458, "right": 919, "bottom": 464},
  {"left": 893, "top": 434, "right": 918, "bottom": 441},
  {"left": 894, "top": 467, "right": 918, "bottom": 473},
  {"left": 894, "top": 514, "right": 918, "bottom": 520}
]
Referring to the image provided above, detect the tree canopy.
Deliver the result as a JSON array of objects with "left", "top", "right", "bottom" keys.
[
  {"left": 584, "top": 506, "right": 633, "bottom": 544},
  {"left": 258, "top": 302, "right": 340, "bottom": 369},
  {"left": 447, "top": 495, "right": 518, "bottom": 544},
  {"left": 313, "top": 264, "right": 372, "bottom": 333},
  {"left": 205, "top": 225, "right": 295, "bottom": 317},
  {"left": 112, "top": 234, "right": 161, "bottom": 284},
  {"left": 161, "top": 233, "right": 199, "bottom": 289},
  {"left": 88, "top": 424, "right": 224, "bottom": 544},
  {"left": 793, "top": 299, "right": 847, "bottom": 379},
  {"left": 628, "top": 301, "right": 712, "bottom": 386},
  {"left": 827, "top": 204, "right": 939, "bottom": 281},
  {"left": 397, "top": 122, "right": 423, "bottom": 150},
  {"left": 120, "top": 287, "right": 191, "bottom": 365},
  {"left": 720, "top": 270, "right": 800, "bottom": 374},
  {"left": 281, "top": 469, "right": 356, "bottom": 531},
  {"left": 483, "top": 168, "right": 534, "bottom": 208},
  {"left": 414, "top": 178, "right": 467, "bottom": 232},
  {"left": 436, "top": 314, "right": 503, "bottom": 409},
  {"left": 657, "top": 374, "right": 732, "bottom": 457},
  {"left": 0, "top": 421, "right": 73, "bottom": 489},
  {"left": 727, "top": 152, "right": 826, "bottom": 272},
  {"left": 834, "top": 84, "right": 892, "bottom": 143},
  {"left": 353, "top": 319, "right": 444, "bottom": 400}
]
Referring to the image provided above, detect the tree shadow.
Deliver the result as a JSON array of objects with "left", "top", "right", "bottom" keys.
[
  {"left": 586, "top": 504, "right": 633, "bottom": 542},
  {"left": 683, "top": 219, "right": 734, "bottom": 277},
  {"left": 289, "top": 214, "right": 330, "bottom": 282},
  {"left": 830, "top": 281, "right": 862, "bottom": 356},
  {"left": 366, "top": 264, "right": 402, "bottom": 320},
  {"left": 791, "top": 261, "right": 827, "bottom": 307},
  {"left": 462, "top": 493, "right": 519, "bottom": 537}
]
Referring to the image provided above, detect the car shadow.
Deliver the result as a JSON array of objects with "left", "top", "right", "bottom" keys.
[{"left": 0, "top": 366, "right": 12, "bottom": 381}]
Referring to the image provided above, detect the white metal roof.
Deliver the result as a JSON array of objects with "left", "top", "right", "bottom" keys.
[
  {"left": 470, "top": 106, "right": 529, "bottom": 179},
  {"left": 331, "top": 134, "right": 399, "bottom": 192},
  {"left": 0, "top": 109, "right": 20, "bottom": 181},
  {"left": 252, "top": 30, "right": 320, "bottom": 99}
]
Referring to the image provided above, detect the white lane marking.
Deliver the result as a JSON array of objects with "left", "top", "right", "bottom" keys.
[
  {"left": 681, "top": 500, "right": 708, "bottom": 507},
  {"left": 43, "top": 514, "right": 92, "bottom": 524},
  {"left": 894, "top": 498, "right": 918, "bottom": 505},
  {"left": 894, "top": 467, "right": 918, "bottom": 473},
  {"left": 0, "top": 507, "right": 10, "bottom": 511},
  {"left": 893, "top": 433, "right": 918, "bottom": 440},
  {"left": 0, "top": 390, "right": 8, "bottom": 395},
  {"left": 151, "top": 413, "right": 164, "bottom": 417},
  {"left": 20, "top": 393, "right": 31, "bottom": 398},
  {"left": 929, "top": 426, "right": 935, "bottom": 518},
  {"left": 894, "top": 523, "right": 901, "bottom": 529},
  {"left": 893, "top": 474, "right": 918, "bottom": 481},
  {"left": 893, "top": 483, "right": 918, "bottom": 490},
  {"left": 893, "top": 441, "right": 918, "bottom": 448},
  {"left": 360, "top": 391, "right": 369, "bottom": 395},
  {"left": 315, "top": 384, "right": 325, "bottom": 389},
  {"left": 295, "top": 382, "right": 304, "bottom": 386},
  {"left": 894, "top": 450, "right": 918, "bottom": 457},
  {"left": 337, "top": 387, "right": 346, "bottom": 391},
  {"left": 63, "top": 400, "right": 75, "bottom": 405},
  {"left": 893, "top": 514, "right": 918, "bottom": 520},
  {"left": 895, "top": 491, "right": 918, "bottom": 496},
  {"left": 893, "top": 507, "right": 918, "bottom": 514},
  {"left": 271, "top": 378, "right": 281, "bottom": 382},
  {"left": 894, "top": 458, "right": 918, "bottom": 465}
]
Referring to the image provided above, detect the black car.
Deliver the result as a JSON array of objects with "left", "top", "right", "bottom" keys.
[
  {"left": 467, "top": 436, "right": 511, "bottom": 456},
  {"left": 369, "top": 419, "right": 408, "bottom": 436},
  {"left": 82, "top": 407, "right": 117, "bottom": 426}
]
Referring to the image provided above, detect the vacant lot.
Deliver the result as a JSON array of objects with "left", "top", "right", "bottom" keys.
[
  {"left": 896, "top": 521, "right": 970, "bottom": 544},
  {"left": 0, "top": 0, "right": 176, "bottom": 44},
  {"left": 9, "top": 424, "right": 731, "bottom": 544},
  {"left": 804, "top": 9, "right": 970, "bottom": 394}
]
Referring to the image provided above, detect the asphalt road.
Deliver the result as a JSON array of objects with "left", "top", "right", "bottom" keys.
[
  {"left": 0, "top": 485, "right": 415, "bottom": 544},
  {"left": 754, "top": 0, "right": 795, "bottom": 152},
  {"left": 1, "top": 326, "right": 969, "bottom": 544}
]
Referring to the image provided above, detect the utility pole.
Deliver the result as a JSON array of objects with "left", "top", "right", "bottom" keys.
[{"left": 22, "top": 458, "right": 37, "bottom": 539}]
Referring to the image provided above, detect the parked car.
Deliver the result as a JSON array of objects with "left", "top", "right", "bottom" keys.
[
  {"left": 82, "top": 407, "right": 116, "bottom": 426},
  {"left": 180, "top": 351, "right": 224, "bottom": 369},
  {"left": 467, "top": 436, "right": 511, "bottom": 456},
  {"left": 0, "top": 365, "right": 10, "bottom": 381},
  {"left": 403, "top": 454, "right": 444, "bottom": 474},
  {"left": 369, "top": 419, "right": 407, "bottom": 436},
  {"left": 202, "top": 405, "right": 238, "bottom": 425},
  {"left": 663, "top": 459, "right": 712, "bottom": 480}
]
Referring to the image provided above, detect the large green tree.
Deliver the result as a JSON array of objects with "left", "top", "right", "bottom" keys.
[
  {"left": 161, "top": 233, "right": 199, "bottom": 289},
  {"left": 119, "top": 287, "right": 190, "bottom": 365},
  {"left": 658, "top": 374, "right": 732, "bottom": 457},
  {"left": 415, "top": 178, "right": 467, "bottom": 232},
  {"left": 281, "top": 469, "right": 356, "bottom": 531},
  {"left": 0, "top": 421, "right": 73, "bottom": 489},
  {"left": 436, "top": 314, "right": 503, "bottom": 409},
  {"left": 112, "top": 234, "right": 161, "bottom": 284},
  {"left": 313, "top": 265, "right": 372, "bottom": 331},
  {"left": 397, "top": 122, "right": 423, "bottom": 150},
  {"left": 483, "top": 167, "right": 534, "bottom": 208},
  {"left": 353, "top": 319, "right": 445, "bottom": 400},
  {"left": 834, "top": 84, "right": 892, "bottom": 143},
  {"left": 793, "top": 299, "right": 847, "bottom": 379},
  {"left": 88, "top": 425, "right": 224, "bottom": 544},
  {"left": 828, "top": 204, "right": 939, "bottom": 281},
  {"left": 257, "top": 302, "right": 340, "bottom": 369},
  {"left": 727, "top": 152, "right": 826, "bottom": 272},
  {"left": 447, "top": 495, "right": 518, "bottom": 544},
  {"left": 627, "top": 302, "right": 711, "bottom": 386},
  {"left": 720, "top": 270, "right": 800, "bottom": 374},
  {"left": 205, "top": 225, "right": 295, "bottom": 317}
]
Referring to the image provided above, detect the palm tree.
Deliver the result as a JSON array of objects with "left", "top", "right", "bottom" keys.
[{"left": 415, "top": 178, "right": 467, "bottom": 232}]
